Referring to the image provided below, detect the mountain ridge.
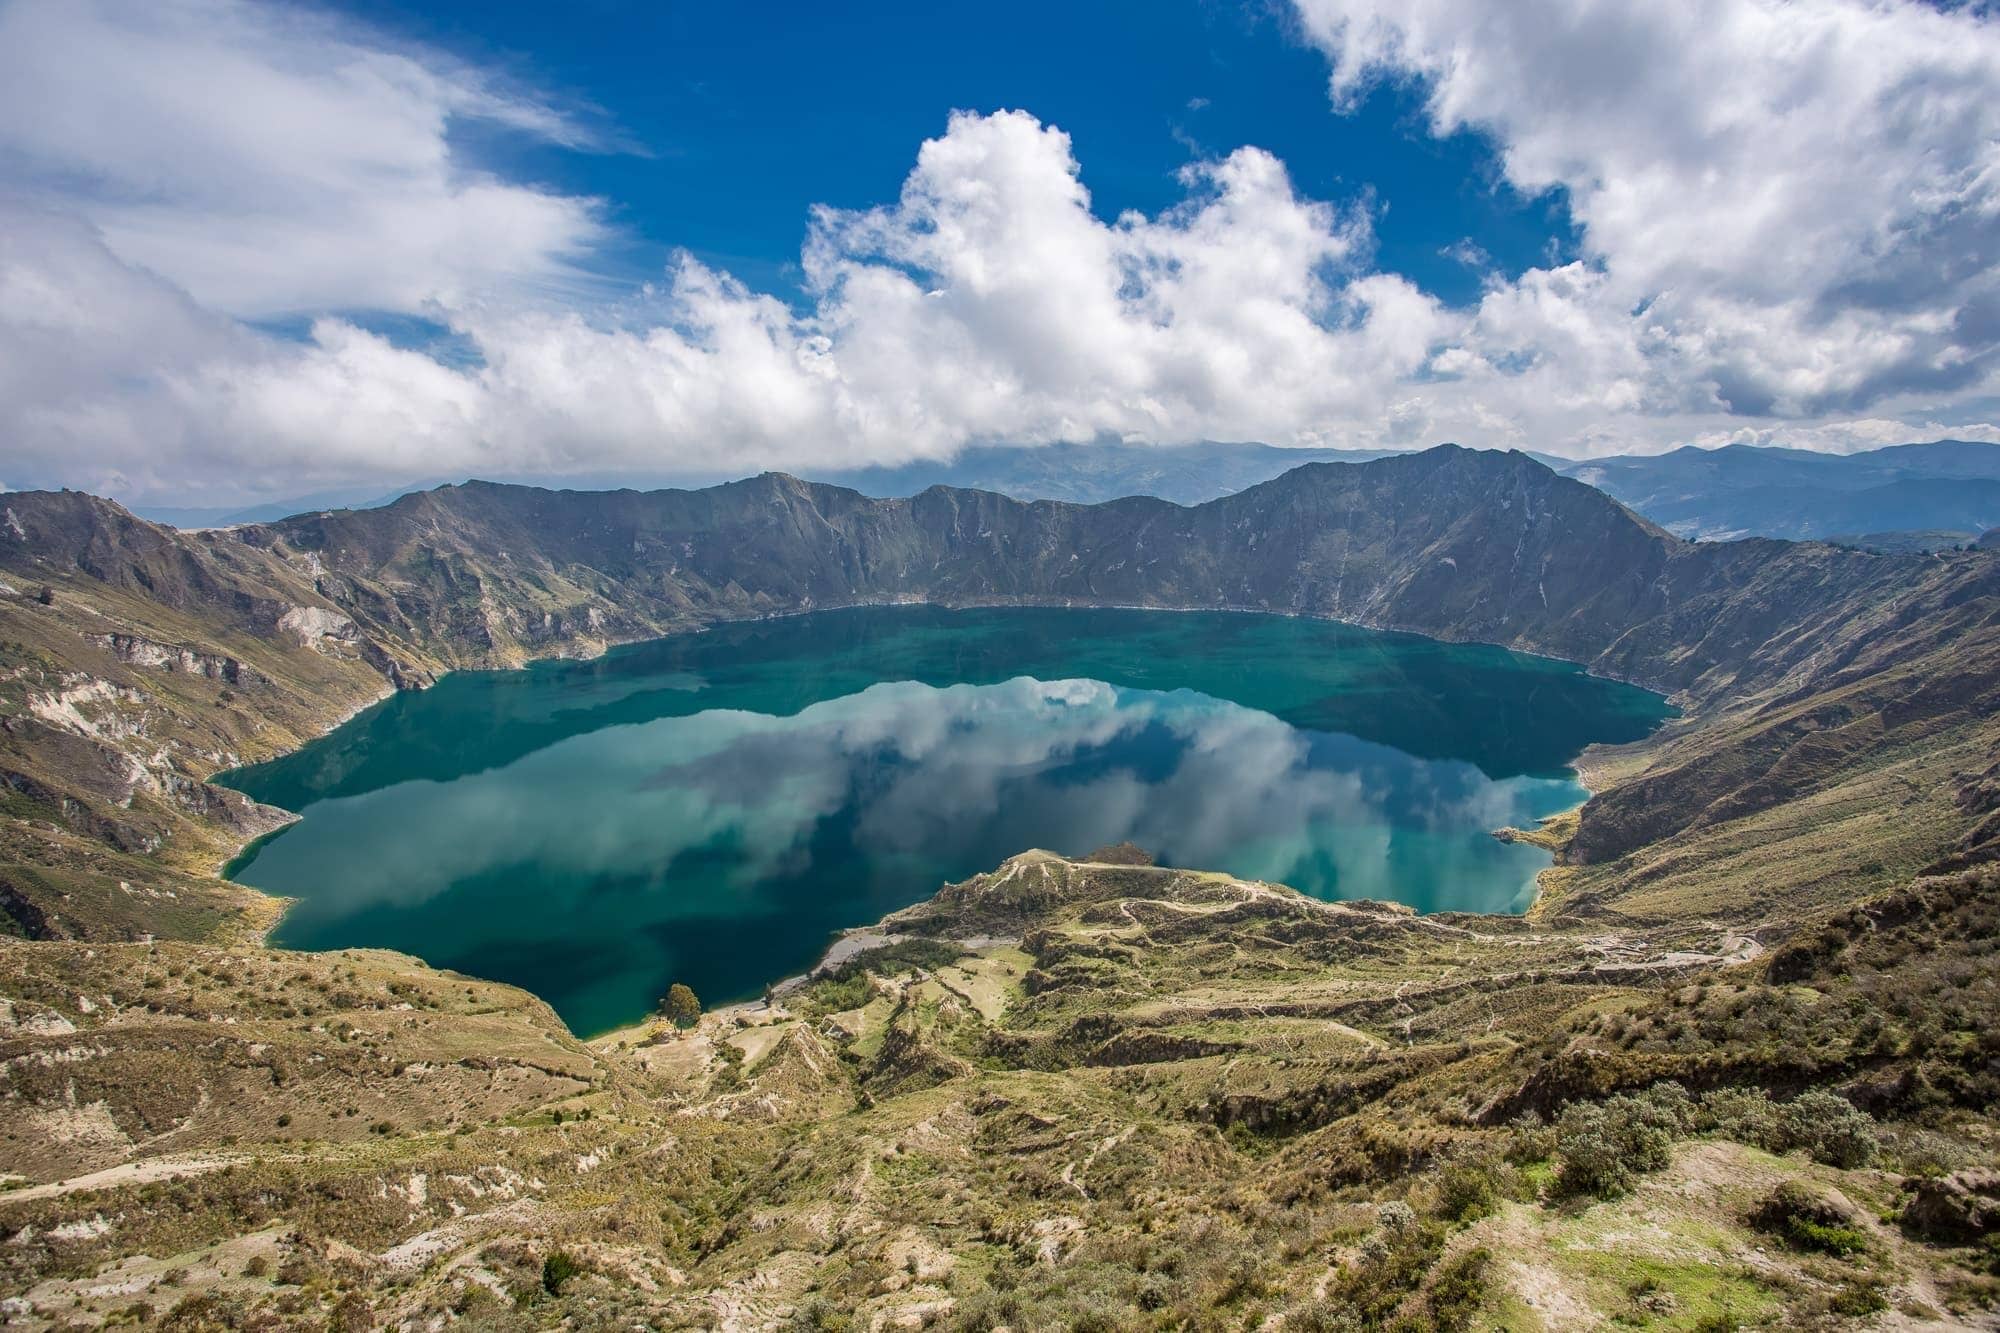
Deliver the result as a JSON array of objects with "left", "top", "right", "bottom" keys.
[
  {"left": 1561, "top": 438, "right": 2000, "bottom": 542},
  {"left": 4, "top": 446, "right": 1999, "bottom": 1325},
  {"left": 6, "top": 445, "right": 1996, "bottom": 933},
  {"left": 114, "top": 436, "right": 2000, "bottom": 556},
  {"left": 239, "top": 445, "right": 1981, "bottom": 708}
]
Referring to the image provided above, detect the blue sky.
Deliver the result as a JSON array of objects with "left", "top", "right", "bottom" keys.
[
  {"left": 330, "top": 0, "right": 1574, "bottom": 311},
  {"left": 2, "top": 0, "right": 1999, "bottom": 503}
]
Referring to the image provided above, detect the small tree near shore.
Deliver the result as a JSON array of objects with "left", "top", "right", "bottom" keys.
[{"left": 660, "top": 982, "right": 701, "bottom": 1031}]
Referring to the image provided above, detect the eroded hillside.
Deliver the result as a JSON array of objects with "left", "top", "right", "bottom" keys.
[
  {"left": 2, "top": 851, "right": 1996, "bottom": 1327},
  {"left": 7, "top": 451, "right": 1996, "bottom": 937},
  {"left": 1, "top": 449, "right": 1997, "bottom": 1327}
]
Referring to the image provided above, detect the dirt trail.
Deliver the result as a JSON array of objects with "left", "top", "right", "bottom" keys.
[{"left": 4, "top": 1152, "right": 254, "bottom": 1203}]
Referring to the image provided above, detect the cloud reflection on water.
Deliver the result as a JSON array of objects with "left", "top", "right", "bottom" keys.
[{"left": 245, "top": 675, "right": 1578, "bottom": 927}]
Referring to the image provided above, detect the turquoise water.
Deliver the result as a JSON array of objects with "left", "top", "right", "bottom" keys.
[{"left": 218, "top": 607, "right": 1670, "bottom": 1035}]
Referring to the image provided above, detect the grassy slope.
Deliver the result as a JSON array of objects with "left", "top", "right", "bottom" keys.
[
  {"left": 2, "top": 854, "right": 1992, "bottom": 1328},
  {"left": 0, "top": 459, "right": 1997, "bottom": 1325}
]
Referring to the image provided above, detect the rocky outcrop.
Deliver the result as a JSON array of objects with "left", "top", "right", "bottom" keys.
[
  {"left": 275, "top": 605, "right": 356, "bottom": 646},
  {"left": 1902, "top": 1168, "right": 2000, "bottom": 1242},
  {"left": 862, "top": 1012, "right": 972, "bottom": 1099},
  {"left": 87, "top": 633, "right": 259, "bottom": 684}
]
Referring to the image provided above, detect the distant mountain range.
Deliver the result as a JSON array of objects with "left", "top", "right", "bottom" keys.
[
  {"left": 118, "top": 437, "right": 2000, "bottom": 547},
  {"left": 1556, "top": 439, "right": 2000, "bottom": 543},
  {"left": 804, "top": 441, "right": 1398, "bottom": 504},
  {"left": 124, "top": 443, "right": 1392, "bottom": 527},
  {"left": 131, "top": 482, "right": 441, "bottom": 529}
]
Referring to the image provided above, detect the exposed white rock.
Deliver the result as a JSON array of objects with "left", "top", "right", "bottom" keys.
[
  {"left": 278, "top": 605, "right": 355, "bottom": 645},
  {"left": 28, "top": 679, "right": 144, "bottom": 741},
  {"left": 87, "top": 633, "right": 252, "bottom": 682},
  {"left": 46, "top": 1215, "right": 112, "bottom": 1243}
]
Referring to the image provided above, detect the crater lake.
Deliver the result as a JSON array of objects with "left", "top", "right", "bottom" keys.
[{"left": 218, "top": 607, "right": 1672, "bottom": 1035}]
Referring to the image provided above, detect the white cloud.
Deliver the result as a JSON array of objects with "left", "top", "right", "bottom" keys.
[
  {"left": 1681, "top": 418, "right": 2000, "bottom": 455},
  {"left": 791, "top": 111, "right": 1441, "bottom": 455},
  {"left": 0, "top": 0, "right": 607, "bottom": 317},
  {"left": 2, "top": 94, "right": 1449, "bottom": 496},
  {"left": 1292, "top": 0, "right": 2000, "bottom": 443},
  {"left": 3, "top": 0, "right": 2000, "bottom": 500}
]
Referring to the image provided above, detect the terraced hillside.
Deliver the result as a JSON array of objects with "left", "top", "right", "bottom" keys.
[{"left": 1, "top": 447, "right": 1996, "bottom": 1327}]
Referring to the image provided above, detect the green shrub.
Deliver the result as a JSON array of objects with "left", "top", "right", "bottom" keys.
[
  {"left": 1789, "top": 1216, "right": 1872, "bottom": 1257},
  {"left": 1699, "top": 1085, "right": 1879, "bottom": 1166},
  {"left": 1063, "top": 1297, "right": 1129, "bottom": 1333},
  {"left": 1329, "top": 1206, "right": 1445, "bottom": 1324},
  {"left": 1783, "top": 1089, "right": 1878, "bottom": 1168},
  {"left": 791, "top": 1295, "right": 853, "bottom": 1331},
  {"left": 1422, "top": 1246, "right": 1492, "bottom": 1331},
  {"left": 1827, "top": 1279, "right": 1889, "bottom": 1316},
  {"left": 1131, "top": 1271, "right": 1173, "bottom": 1311},
  {"left": 541, "top": 1248, "right": 582, "bottom": 1295},
  {"left": 1555, "top": 1103, "right": 1635, "bottom": 1197},
  {"left": 1280, "top": 1299, "right": 1353, "bottom": 1332},
  {"left": 1504, "top": 1110, "right": 1555, "bottom": 1164},
  {"left": 1699, "top": 1086, "right": 1788, "bottom": 1151},
  {"left": 1554, "top": 1089, "right": 1678, "bottom": 1199},
  {"left": 1882, "top": 1126, "right": 1975, "bottom": 1178},
  {"left": 1436, "top": 1161, "right": 1500, "bottom": 1223},
  {"left": 1628, "top": 1081, "right": 1693, "bottom": 1135}
]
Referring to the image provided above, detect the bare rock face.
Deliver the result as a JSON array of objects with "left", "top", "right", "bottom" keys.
[
  {"left": 87, "top": 633, "right": 259, "bottom": 683},
  {"left": 1903, "top": 1168, "right": 2000, "bottom": 1242},
  {"left": 276, "top": 604, "right": 355, "bottom": 643},
  {"left": 1930, "top": 758, "right": 2000, "bottom": 872}
]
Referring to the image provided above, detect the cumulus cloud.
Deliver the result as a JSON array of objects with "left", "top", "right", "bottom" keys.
[
  {"left": 791, "top": 113, "right": 1443, "bottom": 454},
  {"left": 2, "top": 90, "right": 1446, "bottom": 496},
  {"left": 1292, "top": 0, "right": 2000, "bottom": 448},
  {"left": 4, "top": 0, "right": 2000, "bottom": 499}
]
